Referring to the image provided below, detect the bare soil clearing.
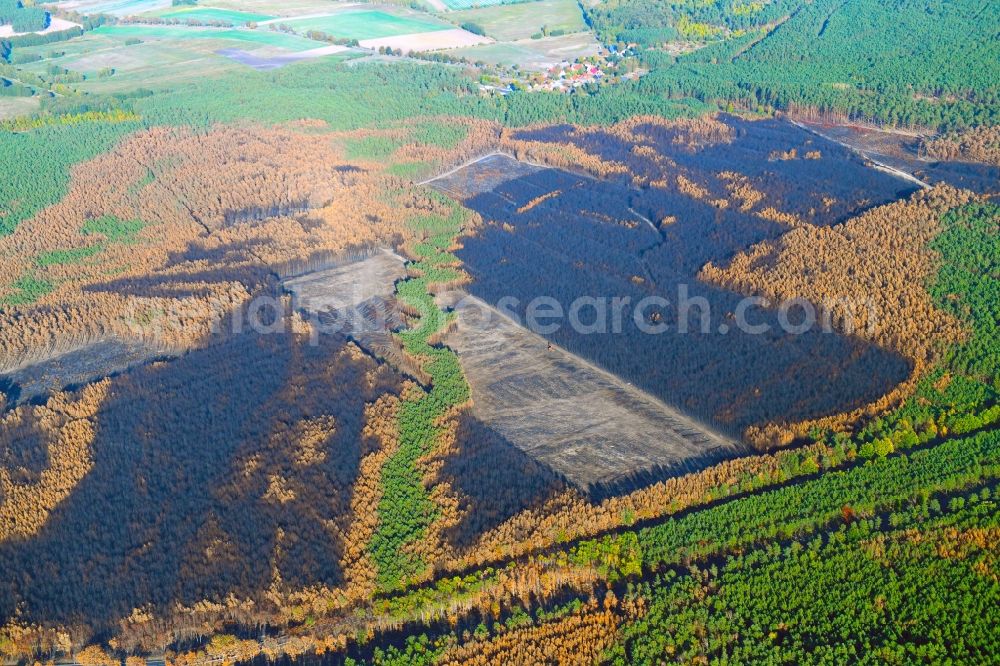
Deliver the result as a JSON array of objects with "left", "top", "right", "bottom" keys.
[
  {"left": 0, "top": 338, "right": 176, "bottom": 408},
  {"left": 439, "top": 291, "right": 746, "bottom": 493},
  {"left": 282, "top": 250, "right": 743, "bottom": 491},
  {"left": 283, "top": 249, "right": 407, "bottom": 315},
  {"left": 0, "top": 97, "right": 40, "bottom": 121},
  {"left": 282, "top": 250, "right": 418, "bottom": 376}
]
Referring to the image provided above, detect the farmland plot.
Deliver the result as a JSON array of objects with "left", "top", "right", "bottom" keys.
[
  {"left": 358, "top": 28, "right": 491, "bottom": 52},
  {"left": 446, "top": 0, "right": 588, "bottom": 42},
  {"left": 20, "top": 25, "right": 336, "bottom": 87},
  {"left": 48, "top": 0, "right": 171, "bottom": 16},
  {"left": 279, "top": 10, "right": 451, "bottom": 41},
  {"left": 449, "top": 31, "right": 599, "bottom": 69},
  {"left": 438, "top": 0, "right": 535, "bottom": 11},
  {"left": 152, "top": 7, "right": 276, "bottom": 24}
]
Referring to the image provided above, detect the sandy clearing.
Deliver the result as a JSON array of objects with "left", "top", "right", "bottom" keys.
[
  {"left": 439, "top": 291, "right": 746, "bottom": 493},
  {"left": 297, "top": 43, "right": 351, "bottom": 56},
  {"left": 281, "top": 250, "right": 745, "bottom": 492},
  {"left": 0, "top": 17, "right": 81, "bottom": 38},
  {"left": 281, "top": 250, "right": 428, "bottom": 379},
  {"left": 358, "top": 28, "right": 492, "bottom": 52},
  {"left": 0, "top": 338, "right": 178, "bottom": 407},
  {"left": 0, "top": 97, "right": 40, "bottom": 121},
  {"left": 283, "top": 249, "right": 407, "bottom": 314}
]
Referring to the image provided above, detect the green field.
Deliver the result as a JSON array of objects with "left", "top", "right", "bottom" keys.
[
  {"left": 15, "top": 31, "right": 236, "bottom": 93},
  {"left": 46, "top": 0, "right": 170, "bottom": 16},
  {"left": 439, "top": 0, "right": 534, "bottom": 10},
  {"left": 154, "top": 7, "right": 276, "bottom": 23},
  {"left": 282, "top": 10, "right": 450, "bottom": 40},
  {"left": 93, "top": 24, "right": 315, "bottom": 48},
  {"left": 208, "top": 0, "right": 345, "bottom": 13},
  {"left": 450, "top": 31, "right": 598, "bottom": 69},
  {"left": 447, "top": 0, "right": 587, "bottom": 41},
  {"left": 11, "top": 26, "right": 330, "bottom": 94},
  {"left": 92, "top": 24, "right": 327, "bottom": 50}
]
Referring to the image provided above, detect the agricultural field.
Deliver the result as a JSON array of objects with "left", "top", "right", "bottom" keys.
[
  {"left": 92, "top": 24, "right": 327, "bottom": 50},
  {"left": 449, "top": 31, "right": 599, "bottom": 69},
  {"left": 10, "top": 25, "right": 338, "bottom": 92},
  {"left": 446, "top": 0, "right": 589, "bottom": 42},
  {"left": 437, "top": 0, "right": 535, "bottom": 10},
  {"left": 46, "top": 0, "right": 171, "bottom": 16},
  {"left": 279, "top": 9, "right": 452, "bottom": 41},
  {"left": 147, "top": 6, "right": 276, "bottom": 24},
  {"left": 204, "top": 0, "right": 359, "bottom": 15},
  {"left": 359, "top": 27, "right": 490, "bottom": 52}
]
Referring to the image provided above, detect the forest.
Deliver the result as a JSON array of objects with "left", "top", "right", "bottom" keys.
[
  {"left": 0, "top": 1, "right": 48, "bottom": 34},
  {"left": 586, "top": 0, "right": 1000, "bottom": 130},
  {"left": 289, "top": 168, "right": 998, "bottom": 666},
  {"left": 0, "top": 3, "right": 997, "bottom": 663},
  {"left": 921, "top": 125, "right": 1000, "bottom": 166},
  {"left": 1, "top": 92, "right": 996, "bottom": 662}
]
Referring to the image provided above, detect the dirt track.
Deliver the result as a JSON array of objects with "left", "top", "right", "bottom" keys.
[{"left": 438, "top": 291, "right": 747, "bottom": 492}]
